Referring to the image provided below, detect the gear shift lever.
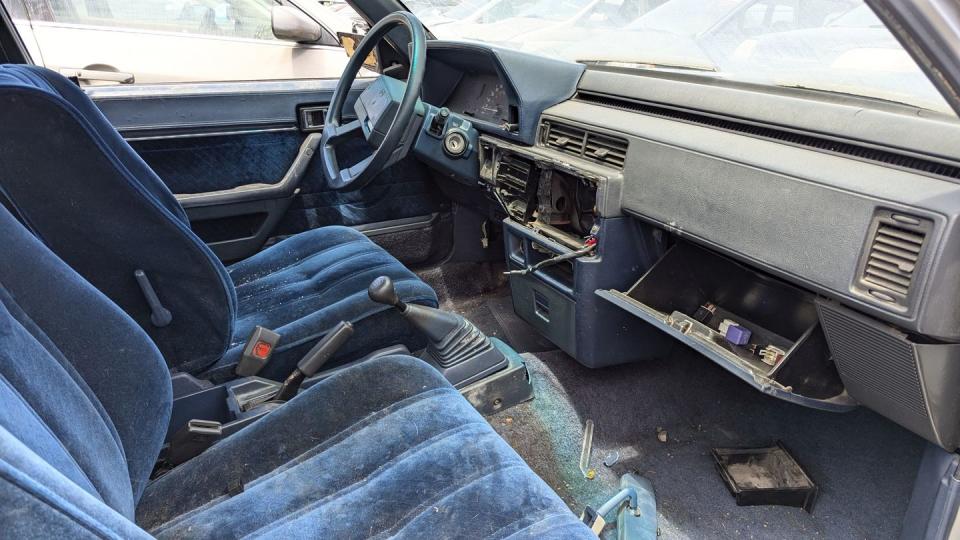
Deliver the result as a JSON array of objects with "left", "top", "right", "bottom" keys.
[
  {"left": 369, "top": 276, "right": 468, "bottom": 343},
  {"left": 368, "top": 276, "right": 507, "bottom": 387},
  {"left": 368, "top": 276, "right": 405, "bottom": 311}
]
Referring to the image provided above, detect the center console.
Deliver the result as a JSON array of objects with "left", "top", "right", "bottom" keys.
[
  {"left": 479, "top": 135, "right": 673, "bottom": 368},
  {"left": 158, "top": 276, "right": 534, "bottom": 473}
]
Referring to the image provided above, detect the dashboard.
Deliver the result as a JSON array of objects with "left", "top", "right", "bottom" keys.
[
  {"left": 412, "top": 40, "right": 960, "bottom": 451},
  {"left": 411, "top": 41, "right": 582, "bottom": 183}
]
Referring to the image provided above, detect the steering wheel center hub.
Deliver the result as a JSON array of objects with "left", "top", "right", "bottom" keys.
[{"left": 355, "top": 76, "right": 415, "bottom": 148}]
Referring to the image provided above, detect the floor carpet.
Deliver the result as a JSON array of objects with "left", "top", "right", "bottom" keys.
[
  {"left": 418, "top": 260, "right": 924, "bottom": 538},
  {"left": 488, "top": 346, "right": 925, "bottom": 539},
  {"left": 417, "top": 261, "right": 554, "bottom": 352}
]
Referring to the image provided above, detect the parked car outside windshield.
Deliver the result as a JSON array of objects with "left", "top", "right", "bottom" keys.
[{"left": 406, "top": 0, "right": 955, "bottom": 115}]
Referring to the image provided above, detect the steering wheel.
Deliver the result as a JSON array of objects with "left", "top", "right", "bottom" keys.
[{"left": 321, "top": 12, "right": 427, "bottom": 191}]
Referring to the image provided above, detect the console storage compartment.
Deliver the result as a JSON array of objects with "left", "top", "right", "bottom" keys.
[{"left": 597, "top": 241, "right": 854, "bottom": 411}]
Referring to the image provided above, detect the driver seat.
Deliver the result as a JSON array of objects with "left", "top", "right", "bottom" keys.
[{"left": 0, "top": 64, "right": 438, "bottom": 380}]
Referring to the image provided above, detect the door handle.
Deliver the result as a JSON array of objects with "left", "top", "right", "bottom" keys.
[
  {"left": 298, "top": 105, "right": 328, "bottom": 132},
  {"left": 59, "top": 68, "right": 135, "bottom": 84}
]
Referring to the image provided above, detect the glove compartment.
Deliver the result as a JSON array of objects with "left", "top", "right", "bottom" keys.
[{"left": 598, "top": 241, "right": 854, "bottom": 411}]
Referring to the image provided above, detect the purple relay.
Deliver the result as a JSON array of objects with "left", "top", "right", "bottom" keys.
[{"left": 724, "top": 324, "right": 752, "bottom": 346}]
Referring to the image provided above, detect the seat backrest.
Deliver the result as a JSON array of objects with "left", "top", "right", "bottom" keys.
[
  {"left": 0, "top": 64, "right": 236, "bottom": 373},
  {"left": 0, "top": 203, "right": 170, "bottom": 536}
]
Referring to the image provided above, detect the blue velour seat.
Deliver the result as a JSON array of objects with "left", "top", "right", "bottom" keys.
[
  {"left": 0, "top": 204, "right": 592, "bottom": 538},
  {"left": 0, "top": 64, "right": 437, "bottom": 380}
]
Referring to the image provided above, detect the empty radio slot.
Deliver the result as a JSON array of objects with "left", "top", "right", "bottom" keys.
[
  {"left": 541, "top": 260, "right": 575, "bottom": 289},
  {"left": 529, "top": 243, "right": 575, "bottom": 289},
  {"left": 513, "top": 233, "right": 578, "bottom": 290},
  {"left": 536, "top": 169, "right": 596, "bottom": 238}
]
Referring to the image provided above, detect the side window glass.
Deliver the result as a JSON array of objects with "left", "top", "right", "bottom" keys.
[
  {"left": 1, "top": 0, "right": 358, "bottom": 84},
  {"left": 28, "top": 0, "right": 280, "bottom": 40}
]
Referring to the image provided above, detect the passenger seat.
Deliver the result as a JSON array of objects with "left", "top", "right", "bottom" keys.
[{"left": 0, "top": 205, "right": 591, "bottom": 538}]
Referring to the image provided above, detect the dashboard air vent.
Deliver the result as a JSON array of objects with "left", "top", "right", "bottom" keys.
[
  {"left": 541, "top": 121, "right": 627, "bottom": 170},
  {"left": 544, "top": 122, "right": 586, "bottom": 154},
  {"left": 859, "top": 212, "right": 932, "bottom": 307},
  {"left": 585, "top": 132, "right": 628, "bottom": 169},
  {"left": 496, "top": 154, "right": 534, "bottom": 194}
]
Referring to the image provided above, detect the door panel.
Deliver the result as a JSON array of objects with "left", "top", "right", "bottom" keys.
[
  {"left": 273, "top": 138, "right": 444, "bottom": 237},
  {"left": 90, "top": 79, "right": 446, "bottom": 263},
  {"left": 88, "top": 78, "right": 347, "bottom": 135},
  {"left": 133, "top": 130, "right": 303, "bottom": 194}
]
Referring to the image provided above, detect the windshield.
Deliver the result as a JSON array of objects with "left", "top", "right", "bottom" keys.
[
  {"left": 514, "top": 0, "right": 592, "bottom": 22},
  {"left": 443, "top": 0, "right": 491, "bottom": 19},
  {"left": 626, "top": 0, "right": 741, "bottom": 35},
  {"left": 405, "top": 0, "right": 954, "bottom": 115},
  {"left": 826, "top": 4, "right": 883, "bottom": 28}
]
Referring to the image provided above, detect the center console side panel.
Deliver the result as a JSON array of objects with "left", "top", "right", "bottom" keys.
[{"left": 504, "top": 217, "right": 673, "bottom": 367}]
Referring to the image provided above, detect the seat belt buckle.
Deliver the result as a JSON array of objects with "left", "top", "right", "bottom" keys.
[
  {"left": 236, "top": 326, "right": 281, "bottom": 377},
  {"left": 167, "top": 419, "right": 223, "bottom": 466}
]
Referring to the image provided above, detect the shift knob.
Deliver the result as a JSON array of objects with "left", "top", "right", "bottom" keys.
[{"left": 368, "top": 276, "right": 405, "bottom": 310}]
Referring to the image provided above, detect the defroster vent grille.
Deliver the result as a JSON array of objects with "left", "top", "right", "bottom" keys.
[{"left": 573, "top": 91, "right": 960, "bottom": 181}]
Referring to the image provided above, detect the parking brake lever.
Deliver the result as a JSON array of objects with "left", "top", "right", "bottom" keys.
[{"left": 274, "top": 321, "right": 354, "bottom": 401}]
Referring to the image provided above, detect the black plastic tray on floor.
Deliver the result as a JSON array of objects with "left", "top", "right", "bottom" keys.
[{"left": 712, "top": 441, "right": 818, "bottom": 512}]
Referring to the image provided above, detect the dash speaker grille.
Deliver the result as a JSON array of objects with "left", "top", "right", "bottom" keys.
[{"left": 818, "top": 301, "right": 928, "bottom": 421}]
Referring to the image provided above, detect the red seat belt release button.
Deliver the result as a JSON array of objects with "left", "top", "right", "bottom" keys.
[{"left": 236, "top": 326, "right": 281, "bottom": 377}]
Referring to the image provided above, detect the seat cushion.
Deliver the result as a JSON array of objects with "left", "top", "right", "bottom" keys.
[
  {"left": 202, "top": 226, "right": 439, "bottom": 381},
  {"left": 0, "top": 202, "right": 171, "bottom": 532},
  {"left": 138, "top": 355, "right": 592, "bottom": 539}
]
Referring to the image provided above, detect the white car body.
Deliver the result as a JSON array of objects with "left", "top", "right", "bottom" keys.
[{"left": 11, "top": 0, "right": 355, "bottom": 84}]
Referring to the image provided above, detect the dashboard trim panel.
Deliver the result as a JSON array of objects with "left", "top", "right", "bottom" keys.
[
  {"left": 578, "top": 67, "right": 960, "bottom": 163},
  {"left": 540, "top": 100, "right": 960, "bottom": 340}
]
